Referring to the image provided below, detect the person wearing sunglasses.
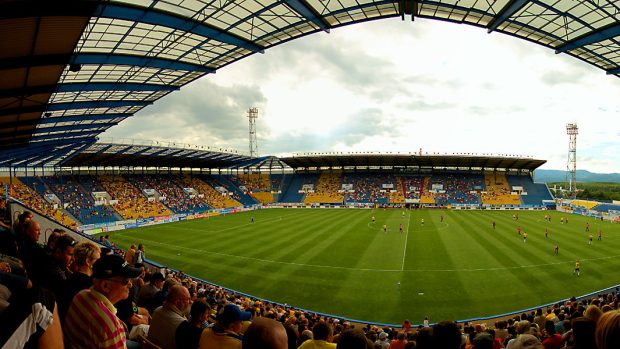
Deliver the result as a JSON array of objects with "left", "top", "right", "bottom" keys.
[
  {"left": 64, "top": 254, "right": 142, "bottom": 349},
  {"left": 39, "top": 235, "right": 77, "bottom": 298}
]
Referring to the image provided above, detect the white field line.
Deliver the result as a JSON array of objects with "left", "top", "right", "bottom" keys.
[{"left": 401, "top": 212, "right": 411, "bottom": 271}]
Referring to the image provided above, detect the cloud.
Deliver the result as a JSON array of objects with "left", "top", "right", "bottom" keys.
[
  {"left": 260, "top": 108, "right": 389, "bottom": 154},
  {"left": 331, "top": 109, "right": 390, "bottom": 146},
  {"left": 540, "top": 69, "right": 586, "bottom": 86},
  {"left": 103, "top": 18, "right": 620, "bottom": 172},
  {"left": 400, "top": 99, "right": 456, "bottom": 111},
  {"left": 236, "top": 26, "right": 408, "bottom": 103},
  {"left": 104, "top": 80, "right": 266, "bottom": 147}
]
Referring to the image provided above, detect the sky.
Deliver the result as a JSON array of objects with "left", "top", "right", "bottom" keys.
[{"left": 102, "top": 17, "right": 620, "bottom": 173}]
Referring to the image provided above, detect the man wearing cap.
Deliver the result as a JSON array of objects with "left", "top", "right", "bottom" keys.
[
  {"left": 147, "top": 284, "right": 192, "bottom": 349},
  {"left": 63, "top": 254, "right": 142, "bottom": 349},
  {"left": 199, "top": 303, "right": 252, "bottom": 349}
]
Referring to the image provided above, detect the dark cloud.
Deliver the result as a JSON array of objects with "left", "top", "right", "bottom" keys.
[
  {"left": 104, "top": 80, "right": 266, "bottom": 148},
  {"left": 244, "top": 30, "right": 406, "bottom": 103}
]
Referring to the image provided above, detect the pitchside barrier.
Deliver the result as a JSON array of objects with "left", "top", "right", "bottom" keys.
[
  {"left": 75, "top": 206, "right": 255, "bottom": 235},
  {"left": 6, "top": 198, "right": 619, "bottom": 327}
]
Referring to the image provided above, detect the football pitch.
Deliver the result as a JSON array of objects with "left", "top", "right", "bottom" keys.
[{"left": 107, "top": 209, "right": 620, "bottom": 324}]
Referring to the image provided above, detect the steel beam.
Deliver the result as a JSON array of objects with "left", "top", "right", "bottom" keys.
[
  {"left": 57, "top": 82, "right": 180, "bottom": 93},
  {"left": 282, "top": 0, "right": 330, "bottom": 32},
  {"left": 73, "top": 53, "right": 214, "bottom": 73},
  {"left": 34, "top": 122, "right": 118, "bottom": 135},
  {"left": 97, "top": 3, "right": 264, "bottom": 53},
  {"left": 487, "top": 0, "right": 529, "bottom": 33},
  {"left": 556, "top": 22, "right": 620, "bottom": 53}
]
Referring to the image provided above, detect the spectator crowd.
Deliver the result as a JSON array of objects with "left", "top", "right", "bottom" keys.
[{"left": 1, "top": 205, "right": 620, "bottom": 349}]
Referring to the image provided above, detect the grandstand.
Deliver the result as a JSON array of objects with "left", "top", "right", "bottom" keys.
[
  {"left": 420, "top": 176, "right": 436, "bottom": 204},
  {"left": 99, "top": 175, "right": 172, "bottom": 220},
  {"left": 570, "top": 199, "right": 602, "bottom": 210},
  {"left": 215, "top": 175, "right": 260, "bottom": 206},
  {"left": 507, "top": 175, "right": 555, "bottom": 207},
  {"left": 237, "top": 173, "right": 271, "bottom": 192},
  {"left": 481, "top": 172, "right": 522, "bottom": 205},
  {"left": 1, "top": 177, "right": 77, "bottom": 228},
  {"left": 342, "top": 173, "right": 397, "bottom": 204},
  {"left": 592, "top": 203, "right": 620, "bottom": 213},
  {"left": 304, "top": 172, "right": 344, "bottom": 204},
  {"left": 402, "top": 176, "right": 423, "bottom": 201},
  {"left": 39, "top": 175, "right": 120, "bottom": 224},
  {"left": 185, "top": 175, "right": 242, "bottom": 209},
  {"left": 279, "top": 173, "right": 317, "bottom": 203},
  {"left": 1, "top": 154, "right": 562, "bottom": 228},
  {"left": 390, "top": 178, "right": 405, "bottom": 204}
]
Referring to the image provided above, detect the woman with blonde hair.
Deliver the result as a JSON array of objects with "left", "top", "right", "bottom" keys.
[
  {"left": 58, "top": 240, "right": 101, "bottom": 320},
  {"left": 584, "top": 304, "right": 603, "bottom": 324},
  {"left": 595, "top": 310, "right": 620, "bottom": 349}
]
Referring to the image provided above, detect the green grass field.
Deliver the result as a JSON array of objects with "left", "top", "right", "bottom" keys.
[{"left": 107, "top": 209, "right": 620, "bottom": 325}]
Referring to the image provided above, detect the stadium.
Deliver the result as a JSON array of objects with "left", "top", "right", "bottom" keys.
[{"left": 2, "top": 1, "right": 620, "bottom": 349}]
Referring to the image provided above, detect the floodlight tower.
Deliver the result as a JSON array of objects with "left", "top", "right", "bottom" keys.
[
  {"left": 247, "top": 107, "right": 258, "bottom": 157},
  {"left": 566, "top": 123, "right": 578, "bottom": 199}
]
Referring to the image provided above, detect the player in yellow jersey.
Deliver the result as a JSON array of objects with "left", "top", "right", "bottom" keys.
[{"left": 574, "top": 260, "right": 580, "bottom": 276}]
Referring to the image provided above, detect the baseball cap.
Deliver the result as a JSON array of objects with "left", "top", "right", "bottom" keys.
[
  {"left": 92, "top": 254, "right": 142, "bottom": 280},
  {"left": 217, "top": 304, "right": 252, "bottom": 325}
]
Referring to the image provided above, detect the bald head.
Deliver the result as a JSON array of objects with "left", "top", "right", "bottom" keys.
[
  {"left": 167, "top": 285, "right": 191, "bottom": 314},
  {"left": 242, "top": 318, "right": 288, "bottom": 349},
  {"left": 23, "top": 220, "right": 41, "bottom": 242},
  {"left": 167, "top": 284, "right": 188, "bottom": 301}
]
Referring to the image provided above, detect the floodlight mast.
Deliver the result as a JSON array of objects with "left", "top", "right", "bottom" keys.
[
  {"left": 248, "top": 107, "right": 258, "bottom": 158},
  {"left": 566, "top": 123, "right": 578, "bottom": 199}
]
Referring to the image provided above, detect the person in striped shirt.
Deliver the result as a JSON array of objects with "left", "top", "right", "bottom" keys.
[{"left": 63, "top": 254, "right": 142, "bottom": 349}]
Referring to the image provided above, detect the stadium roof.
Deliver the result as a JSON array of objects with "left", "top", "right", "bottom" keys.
[
  {"left": 60, "top": 142, "right": 253, "bottom": 169},
  {"left": 281, "top": 153, "right": 546, "bottom": 171},
  {"left": 2, "top": 0, "right": 620, "bottom": 167}
]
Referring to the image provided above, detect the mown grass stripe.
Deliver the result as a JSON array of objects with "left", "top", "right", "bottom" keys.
[{"left": 108, "top": 209, "right": 620, "bottom": 323}]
